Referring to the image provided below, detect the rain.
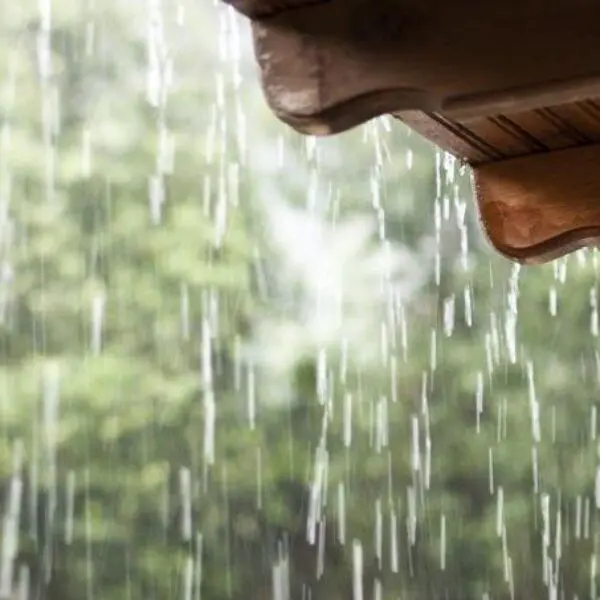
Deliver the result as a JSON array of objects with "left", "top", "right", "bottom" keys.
[{"left": 0, "top": 1, "right": 598, "bottom": 599}]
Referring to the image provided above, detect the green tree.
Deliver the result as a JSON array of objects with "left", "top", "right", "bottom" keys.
[{"left": 2, "top": 1, "right": 600, "bottom": 600}]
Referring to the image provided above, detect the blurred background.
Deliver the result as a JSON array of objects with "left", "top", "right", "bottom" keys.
[{"left": 0, "top": 1, "right": 599, "bottom": 598}]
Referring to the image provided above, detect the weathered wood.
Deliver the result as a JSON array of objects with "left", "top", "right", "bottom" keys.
[
  {"left": 443, "top": 75, "right": 600, "bottom": 121},
  {"left": 248, "top": 0, "right": 600, "bottom": 134},
  {"left": 474, "top": 144, "right": 600, "bottom": 263},
  {"left": 398, "top": 100, "right": 600, "bottom": 165},
  {"left": 225, "top": 0, "right": 600, "bottom": 263}
]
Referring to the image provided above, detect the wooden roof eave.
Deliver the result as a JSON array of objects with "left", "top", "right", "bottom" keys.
[{"left": 225, "top": 0, "right": 600, "bottom": 264}]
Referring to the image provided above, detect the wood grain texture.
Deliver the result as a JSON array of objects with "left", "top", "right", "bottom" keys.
[
  {"left": 230, "top": 0, "right": 600, "bottom": 264},
  {"left": 248, "top": 0, "right": 600, "bottom": 135},
  {"left": 399, "top": 100, "right": 600, "bottom": 164},
  {"left": 474, "top": 144, "right": 600, "bottom": 263}
]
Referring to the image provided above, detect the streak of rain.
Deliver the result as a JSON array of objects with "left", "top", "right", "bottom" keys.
[{"left": 0, "top": 1, "right": 598, "bottom": 599}]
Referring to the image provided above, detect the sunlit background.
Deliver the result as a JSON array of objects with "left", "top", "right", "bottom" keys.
[{"left": 0, "top": 1, "right": 599, "bottom": 599}]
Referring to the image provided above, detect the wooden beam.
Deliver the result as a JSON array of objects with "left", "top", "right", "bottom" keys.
[
  {"left": 250, "top": 0, "right": 600, "bottom": 135},
  {"left": 444, "top": 74, "right": 600, "bottom": 121},
  {"left": 230, "top": 0, "right": 600, "bottom": 264},
  {"left": 473, "top": 144, "right": 600, "bottom": 263}
]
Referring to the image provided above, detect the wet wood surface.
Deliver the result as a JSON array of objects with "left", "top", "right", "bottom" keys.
[
  {"left": 474, "top": 144, "right": 600, "bottom": 263},
  {"left": 398, "top": 100, "right": 600, "bottom": 164},
  {"left": 226, "top": 0, "right": 600, "bottom": 263},
  {"left": 245, "top": 0, "right": 600, "bottom": 135}
]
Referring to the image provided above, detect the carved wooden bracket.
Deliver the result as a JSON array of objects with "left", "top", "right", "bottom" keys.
[
  {"left": 225, "top": 0, "right": 600, "bottom": 263},
  {"left": 474, "top": 144, "right": 600, "bottom": 264}
]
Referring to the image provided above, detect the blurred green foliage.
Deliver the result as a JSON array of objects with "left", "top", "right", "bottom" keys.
[{"left": 0, "top": 2, "right": 599, "bottom": 600}]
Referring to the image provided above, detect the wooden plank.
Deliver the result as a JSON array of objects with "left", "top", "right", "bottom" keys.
[
  {"left": 552, "top": 102, "right": 600, "bottom": 141},
  {"left": 509, "top": 109, "right": 590, "bottom": 148},
  {"left": 462, "top": 117, "right": 544, "bottom": 157},
  {"left": 473, "top": 144, "right": 600, "bottom": 263},
  {"left": 399, "top": 97, "right": 600, "bottom": 165},
  {"left": 251, "top": 0, "right": 600, "bottom": 134},
  {"left": 443, "top": 74, "right": 600, "bottom": 120},
  {"left": 395, "top": 112, "right": 496, "bottom": 163}
]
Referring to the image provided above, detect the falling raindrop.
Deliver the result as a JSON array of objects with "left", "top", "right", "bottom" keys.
[
  {"left": 591, "top": 554, "right": 597, "bottom": 600},
  {"left": 65, "top": 470, "right": 75, "bottom": 545},
  {"left": 0, "top": 440, "right": 24, "bottom": 598},
  {"left": 149, "top": 174, "right": 165, "bottom": 225},
  {"left": 2, "top": 2, "right": 600, "bottom": 598},
  {"left": 343, "top": 393, "right": 352, "bottom": 448},
  {"left": 180, "top": 283, "right": 190, "bottom": 341},
  {"left": 549, "top": 286, "right": 558, "bottom": 316},
  {"left": 440, "top": 514, "right": 446, "bottom": 571},
  {"left": 247, "top": 362, "right": 256, "bottom": 430},
  {"left": 390, "top": 508, "right": 399, "bottom": 573},
  {"left": 496, "top": 486, "right": 504, "bottom": 537},
  {"left": 91, "top": 290, "right": 105, "bottom": 355},
  {"left": 411, "top": 415, "right": 420, "bottom": 473},
  {"left": 594, "top": 468, "right": 600, "bottom": 509},
  {"left": 476, "top": 371, "right": 484, "bottom": 433},
  {"left": 352, "top": 540, "right": 364, "bottom": 600},
  {"left": 183, "top": 556, "right": 194, "bottom": 600},
  {"left": 527, "top": 361, "right": 541, "bottom": 443},
  {"left": 337, "top": 482, "right": 346, "bottom": 545},
  {"left": 443, "top": 295, "right": 455, "bottom": 337},
  {"left": 488, "top": 447, "right": 494, "bottom": 495},
  {"left": 272, "top": 542, "right": 291, "bottom": 600},
  {"left": 180, "top": 467, "right": 192, "bottom": 542},
  {"left": 407, "top": 486, "right": 417, "bottom": 547},
  {"left": 375, "top": 499, "right": 383, "bottom": 569},
  {"left": 591, "top": 287, "right": 598, "bottom": 336}
]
